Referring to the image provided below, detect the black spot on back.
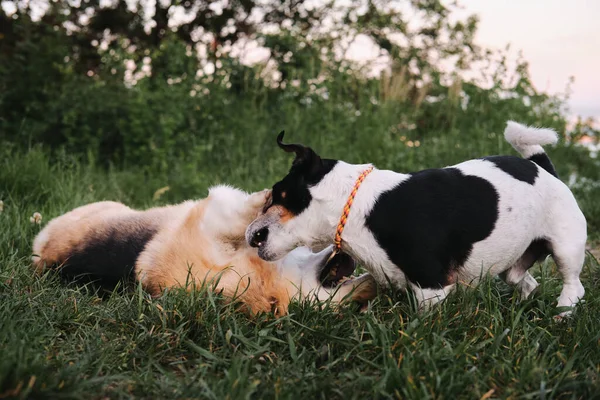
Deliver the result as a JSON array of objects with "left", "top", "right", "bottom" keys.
[
  {"left": 528, "top": 153, "right": 558, "bottom": 178},
  {"left": 271, "top": 159, "right": 338, "bottom": 215},
  {"left": 366, "top": 168, "right": 499, "bottom": 288},
  {"left": 53, "top": 225, "right": 157, "bottom": 292},
  {"left": 483, "top": 155, "right": 539, "bottom": 185}
]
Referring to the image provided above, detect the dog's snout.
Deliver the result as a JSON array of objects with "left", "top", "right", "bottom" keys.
[{"left": 250, "top": 227, "right": 269, "bottom": 248}]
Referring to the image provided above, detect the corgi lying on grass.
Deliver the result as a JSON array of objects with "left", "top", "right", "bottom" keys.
[{"left": 32, "top": 186, "right": 376, "bottom": 316}]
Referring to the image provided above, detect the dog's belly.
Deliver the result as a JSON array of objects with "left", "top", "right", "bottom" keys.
[{"left": 459, "top": 229, "right": 540, "bottom": 283}]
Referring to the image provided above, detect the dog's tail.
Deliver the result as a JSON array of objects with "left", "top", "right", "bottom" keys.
[{"left": 504, "top": 120, "right": 559, "bottom": 178}]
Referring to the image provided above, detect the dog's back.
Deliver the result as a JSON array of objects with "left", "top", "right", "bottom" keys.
[{"left": 32, "top": 201, "right": 194, "bottom": 291}]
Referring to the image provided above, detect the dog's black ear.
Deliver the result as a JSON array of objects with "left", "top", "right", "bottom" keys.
[{"left": 276, "top": 131, "right": 323, "bottom": 177}]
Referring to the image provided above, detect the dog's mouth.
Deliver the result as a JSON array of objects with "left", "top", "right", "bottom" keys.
[{"left": 318, "top": 252, "right": 356, "bottom": 288}]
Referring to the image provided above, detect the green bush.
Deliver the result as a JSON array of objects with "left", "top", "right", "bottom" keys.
[{"left": 1, "top": 1, "right": 583, "bottom": 174}]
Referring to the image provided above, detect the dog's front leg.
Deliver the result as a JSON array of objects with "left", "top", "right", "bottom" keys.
[
  {"left": 204, "top": 187, "right": 271, "bottom": 244},
  {"left": 409, "top": 282, "right": 456, "bottom": 312}
]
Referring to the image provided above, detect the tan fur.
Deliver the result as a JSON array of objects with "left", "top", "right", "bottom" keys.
[
  {"left": 32, "top": 201, "right": 192, "bottom": 272},
  {"left": 135, "top": 198, "right": 297, "bottom": 315},
  {"left": 33, "top": 189, "right": 377, "bottom": 316},
  {"left": 32, "top": 188, "right": 376, "bottom": 315},
  {"left": 333, "top": 274, "right": 379, "bottom": 303}
]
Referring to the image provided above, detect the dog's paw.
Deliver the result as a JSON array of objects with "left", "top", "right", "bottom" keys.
[
  {"left": 346, "top": 273, "right": 379, "bottom": 303},
  {"left": 553, "top": 311, "right": 573, "bottom": 322},
  {"left": 553, "top": 300, "right": 584, "bottom": 322}
]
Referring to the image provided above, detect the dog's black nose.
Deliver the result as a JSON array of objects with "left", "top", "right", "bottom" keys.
[{"left": 250, "top": 227, "right": 269, "bottom": 248}]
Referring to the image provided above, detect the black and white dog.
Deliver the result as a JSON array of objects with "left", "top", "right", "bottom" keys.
[{"left": 246, "top": 121, "right": 587, "bottom": 314}]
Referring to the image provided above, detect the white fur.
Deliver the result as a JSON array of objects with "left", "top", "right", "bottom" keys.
[
  {"left": 410, "top": 283, "right": 456, "bottom": 311},
  {"left": 504, "top": 120, "right": 558, "bottom": 158},
  {"left": 248, "top": 121, "right": 587, "bottom": 313}
]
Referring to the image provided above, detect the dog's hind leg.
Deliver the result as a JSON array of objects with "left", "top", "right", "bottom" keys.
[
  {"left": 547, "top": 198, "right": 587, "bottom": 316},
  {"left": 553, "top": 244, "right": 586, "bottom": 315}
]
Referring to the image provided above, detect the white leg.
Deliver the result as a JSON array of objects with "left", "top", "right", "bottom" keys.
[
  {"left": 546, "top": 199, "right": 587, "bottom": 318},
  {"left": 409, "top": 282, "right": 455, "bottom": 311},
  {"left": 553, "top": 244, "right": 586, "bottom": 317},
  {"left": 500, "top": 269, "right": 539, "bottom": 300},
  {"left": 515, "top": 272, "right": 540, "bottom": 299}
]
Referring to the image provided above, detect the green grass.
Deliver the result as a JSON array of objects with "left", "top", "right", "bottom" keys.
[{"left": 1, "top": 136, "right": 600, "bottom": 399}]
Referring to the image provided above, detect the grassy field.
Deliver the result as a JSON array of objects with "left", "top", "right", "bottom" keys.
[{"left": 1, "top": 132, "right": 600, "bottom": 399}]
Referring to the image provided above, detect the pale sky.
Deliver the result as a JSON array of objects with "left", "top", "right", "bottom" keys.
[
  {"left": 338, "top": 0, "right": 600, "bottom": 120},
  {"left": 456, "top": 0, "right": 600, "bottom": 119}
]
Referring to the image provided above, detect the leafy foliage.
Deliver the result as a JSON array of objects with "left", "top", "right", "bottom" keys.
[{"left": 1, "top": 0, "right": 583, "bottom": 172}]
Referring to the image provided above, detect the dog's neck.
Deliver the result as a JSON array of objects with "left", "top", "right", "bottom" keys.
[
  {"left": 307, "top": 161, "right": 410, "bottom": 274},
  {"left": 306, "top": 161, "right": 377, "bottom": 252}
]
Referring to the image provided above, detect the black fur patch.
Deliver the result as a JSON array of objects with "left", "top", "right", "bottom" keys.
[
  {"left": 528, "top": 153, "right": 558, "bottom": 178},
  {"left": 517, "top": 238, "right": 552, "bottom": 270},
  {"left": 366, "top": 168, "right": 499, "bottom": 288},
  {"left": 270, "top": 159, "right": 338, "bottom": 215},
  {"left": 53, "top": 224, "right": 157, "bottom": 291},
  {"left": 318, "top": 252, "right": 356, "bottom": 288},
  {"left": 483, "top": 155, "right": 539, "bottom": 185}
]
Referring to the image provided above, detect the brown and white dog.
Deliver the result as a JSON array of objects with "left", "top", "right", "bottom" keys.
[{"left": 32, "top": 185, "right": 376, "bottom": 316}]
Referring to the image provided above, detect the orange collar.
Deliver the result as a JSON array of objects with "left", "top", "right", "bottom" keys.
[{"left": 328, "top": 166, "right": 374, "bottom": 260}]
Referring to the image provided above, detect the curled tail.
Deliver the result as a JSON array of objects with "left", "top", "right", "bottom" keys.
[{"left": 504, "top": 120, "right": 559, "bottom": 178}]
